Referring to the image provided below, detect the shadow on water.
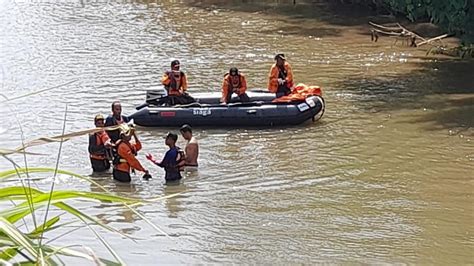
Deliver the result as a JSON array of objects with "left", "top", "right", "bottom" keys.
[
  {"left": 183, "top": 0, "right": 449, "bottom": 37},
  {"left": 182, "top": 0, "right": 382, "bottom": 38},
  {"left": 336, "top": 59, "right": 474, "bottom": 133}
]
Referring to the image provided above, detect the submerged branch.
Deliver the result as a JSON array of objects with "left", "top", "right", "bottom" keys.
[{"left": 369, "top": 21, "right": 468, "bottom": 58}]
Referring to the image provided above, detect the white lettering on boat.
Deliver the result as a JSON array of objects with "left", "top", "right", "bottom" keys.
[{"left": 193, "top": 108, "right": 212, "bottom": 116}]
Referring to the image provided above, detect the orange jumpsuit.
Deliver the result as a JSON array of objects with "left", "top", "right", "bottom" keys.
[
  {"left": 161, "top": 71, "right": 188, "bottom": 96},
  {"left": 221, "top": 74, "right": 248, "bottom": 104},
  {"left": 267, "top": 62, "right": 294, "bottom": 93},
  {"left": 113, "top": 139, "right": 146, "bottom": 182}
]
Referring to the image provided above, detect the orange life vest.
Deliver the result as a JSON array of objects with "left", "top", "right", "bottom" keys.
[
  {"left": 268, "top": 62, "right": 294, "bottom": 93},
  {"left": 162, "top": 71, "right": 187, "bottom": 96},
  {"left": 113, "top": 140, "right": 146, "bottom": 173},
  {"left": 272, "top": 83, "right": 323, "bottom": 103},
  {"left": 221, "top": 73, "right": 247, "bottom": 102},
  {"left": 88, "top": 131, "right": 110, "bottom": 160}
]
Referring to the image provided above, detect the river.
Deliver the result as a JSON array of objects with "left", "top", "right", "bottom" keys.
[{"left": 0, "top": 0, "right": 473, "bottom": 264}]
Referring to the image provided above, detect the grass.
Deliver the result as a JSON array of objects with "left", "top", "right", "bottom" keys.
[{"left": 0, "top": 85, "right": 172, "bottom": 265}]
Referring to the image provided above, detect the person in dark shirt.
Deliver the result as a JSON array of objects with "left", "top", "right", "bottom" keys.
[
  {"left": 146, "top": 132, "right": 185, "bottom": 182},
  {"left": 105, "top": 101, "right": 129, "bottom": 143}
]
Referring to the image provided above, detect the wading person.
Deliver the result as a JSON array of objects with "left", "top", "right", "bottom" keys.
[
  {"left": 88, "top": 114, "right": 113, "bottom": 172},
  {"left": 220, "top": 67, "right": 250, "bottom": 104},
  {"left": 113, "top": 125, "right": 150, "bottom": 182},
  {"left": 268, "top": 53, "right": 294, "bottom": 98},
  {"left": 105, "top": 101, "right": 130, "bottom": 143},
  {"left": 161, "top": 60, "right": 195, "bottom": 105},
  {"left": 179, "top": 124, "right": 199, "bottom": 169},
  {"left": 146, "top": 132, "right": 185, "bottom": 182}
]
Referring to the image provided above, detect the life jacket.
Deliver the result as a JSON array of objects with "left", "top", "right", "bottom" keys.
[
  {"left": 272, "top": 83, "right": 323, "bottom": 103},
  {"left": 113, "top": 140, "right": 137, "bottom": 172},
  {"left": 226, "top": 74, "right": 242, "bottom": 93},
  {"left": 88, "top": 133, "right": 107, "bottom": 160},
  {"left": 163, "top": 147, "right": 186, "bottom": 172},
  {"left": 268, "top": 62, "right": 293, "bottom": 93},
  {"left": 165, "top": 71, "right": 185, "bottom": 96},
  {"left": 278, "top": 66, "right": 287, "bottom": 80},
  {"left": 277, "top": 65, "right": 290, "bottom": 92}
]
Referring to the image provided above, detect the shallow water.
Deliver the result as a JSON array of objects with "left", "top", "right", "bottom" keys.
[{"left": 0, "top": 0, "right": 473, "bottom": 264}]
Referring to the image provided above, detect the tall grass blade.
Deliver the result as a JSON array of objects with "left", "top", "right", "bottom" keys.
[
  {"left": 0, "top": 217, "right": 38, "bottom": 259},
  {"left": 82, "top": 218, "right": 126, "bottom": 265},
  {"left": 27, "top": 216, "right": 60, "bottom": 239},
  {"left": 0, "top": 80, "right": 77, "bottom": 104},
  {"left": 0, "top": 167, "right": 116, "bottom": 195},
  {"left": 0, "top": 149, "right": 44, "bottom": 156},
  {"left": 15, "top": 125, "right": 123, "bottom": 152},
  {"left": 0, "top": 168, "right": 82, "bottom": 181},
  {"left": 0, "top": 187, "right": 140, "bottom": 241},
  {"left": 39, "top": 104, "right": 69, "bottom": 252},
  {"left": 0, "top": 187, "right": 139, "bottom": 204},
  {"left": 0, "top": 247, "right": 18, "bottom": 261}
]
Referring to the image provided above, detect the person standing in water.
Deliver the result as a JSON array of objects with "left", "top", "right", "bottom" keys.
[
  {"left": 179, "top": 124, "right": 199, "bottom": 168},
  {"left": 88, "top": 114, "right": 113, "bottom": 172},
  {"left": 105, "top": 101, "right": 130, "bottom": 143},
  {"left": 146, "top": 132, "right": 185, "bottom": 182},
  {"left": 113, "top": 124, "right": 150, "bottom": 182}
]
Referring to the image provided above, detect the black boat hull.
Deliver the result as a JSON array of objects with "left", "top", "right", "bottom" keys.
[{"left": 129, "top": 92, "right": 324, "bottom": 127}]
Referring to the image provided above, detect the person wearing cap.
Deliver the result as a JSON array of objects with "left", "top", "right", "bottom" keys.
[
  {"left": 161, "top": 60, "right": 195, "bottom": 105},
  {"left": 88, "top": 114, "right": 113, "bottom": 172},
  {"left": 220, "top": 67, "right": 250, "bottom": 104},
  {"left": 113, "top": 124, "right": 150, "bottom": 182},
  {"left": 268, "top": 53, "right": 294, "bottom": 98},
  {"left": 105, "top": 101, "right": 130, "bottom": 143},
  {"left": 179, "top": 124, "right": 199, "bottom": 168},
  {"left": 146, "top": 132, "right": 185, "bottom": 182}
]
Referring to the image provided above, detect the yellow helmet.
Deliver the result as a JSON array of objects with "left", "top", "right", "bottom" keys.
[{"left": 94, "top": 114, "right": 105, "bottom": 122}]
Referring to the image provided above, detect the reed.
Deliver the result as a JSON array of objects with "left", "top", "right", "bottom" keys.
[{"left": 0, "top": 86, "right": 164, "bottom": 265}]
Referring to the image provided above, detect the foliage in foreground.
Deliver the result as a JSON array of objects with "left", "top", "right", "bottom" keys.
[
  {"left": 0, "top": 167, "right": 140, "bottom": 265},
  {"left": 1, "top": 87, "right": 175, "bottom": 265}
]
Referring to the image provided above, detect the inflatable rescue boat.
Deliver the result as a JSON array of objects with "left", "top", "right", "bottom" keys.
[{"left": 129, "top": 84, "right": 325, "bottom": 127}]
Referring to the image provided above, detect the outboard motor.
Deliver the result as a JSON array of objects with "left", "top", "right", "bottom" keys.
[
  {"left": 146, "top": 87, "right": 168, "bottom": 104},
  {"left": 136, "top": 87, "right": 168, "bottom": 110}
]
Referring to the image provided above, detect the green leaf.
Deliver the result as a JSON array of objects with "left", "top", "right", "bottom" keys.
[
  {"left": 0, "top": 217, "right": 38, "bottom": 260},
  {"left": 0, "top": 167, "right": 88, "bottom": 181},
  {"left": 27, "top": 216, "right": 60, "bottom": 239},
  {"left": 0, "top": 187, "right": 139, "bottom": 241},
  {"left": 0, "top": 247, "right": 18, "bottom": 261}
]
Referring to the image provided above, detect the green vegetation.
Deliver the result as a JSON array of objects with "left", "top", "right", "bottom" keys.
[
  {"left": 0, "top": 88, "right": 172, "bottom": 265},
  {"left": 0, "top": 165, "right": 139, "bottom": 264},
  {"left": 345, "top": 0, "right": 473, "bottom": 43}
]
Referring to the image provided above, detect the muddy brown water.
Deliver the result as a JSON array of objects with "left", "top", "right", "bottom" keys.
[{"left": 0, "top": 0, "right": 473, "bottom": 264}]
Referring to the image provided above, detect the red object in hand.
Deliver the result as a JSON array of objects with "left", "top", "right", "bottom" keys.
[{"left": 145, "top": 153, "right": 156, "bottom": 163}]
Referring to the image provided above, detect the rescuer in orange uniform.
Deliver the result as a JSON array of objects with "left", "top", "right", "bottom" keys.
[
  {"left": 220, "top": 67, "right": 250, "bottom": 104},
  {"left": 268, "top": 53, "right": 294, "bottom": 98},
  {"left": 88, "top": 114, "right": 113, "bottom": 172},
  {"left": 112, "top": 124, "right": 150, "bottom": 182},
  {"left": 161, "top": 60, "right": 195, "bottom": 105}
]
